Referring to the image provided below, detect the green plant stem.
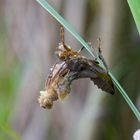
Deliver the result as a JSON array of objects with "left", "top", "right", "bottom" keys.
[
  {"left": 109, "top": 72, "right": 140, "bottom": 122},
  {"left": 35, "top": 0, "right": 140, "bottom": 122},
  {"left": 35, "top": 0, "right": 96, "bottom": 59},
  {"left": 127, "top": 0, "right": 140, "bottom": 34}
]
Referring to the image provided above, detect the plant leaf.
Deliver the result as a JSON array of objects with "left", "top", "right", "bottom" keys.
[{"left": 127, "top": 0, "right": 140, "bottom": 34}]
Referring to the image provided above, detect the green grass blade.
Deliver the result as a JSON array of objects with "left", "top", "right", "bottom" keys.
[
  {"left": 35, "top": 0, "right": 97, "bottom": 59},
  {"left": 109, "top": 72, "right": 140, "bottom": 122},
  {"left": 35, "top": 0, "right": 140, "bottom": 122},
  {"left": 127, "top": 0, "right": 140, "bottom": 34}
]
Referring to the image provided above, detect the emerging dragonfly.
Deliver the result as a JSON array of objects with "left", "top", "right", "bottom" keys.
[{"left": 38, "top": 26, "right": 114, "bottom": 109}]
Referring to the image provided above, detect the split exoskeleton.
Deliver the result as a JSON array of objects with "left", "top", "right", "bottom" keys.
[{"left": 38, "top": 26, "right": 114, "bottom": 109}]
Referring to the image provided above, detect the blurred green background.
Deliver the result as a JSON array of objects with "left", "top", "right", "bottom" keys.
[{"left": 0, "top": 0, "right": 140, "bottom": 140}]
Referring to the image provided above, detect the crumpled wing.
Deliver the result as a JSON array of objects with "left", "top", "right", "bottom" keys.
[{"left": 66, "top": 57, "right": 114, "bottom": 94}]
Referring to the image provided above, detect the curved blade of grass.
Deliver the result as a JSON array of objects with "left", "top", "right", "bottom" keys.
[
  {"left": 35, "top": 0, "right": 140, "bottom": 122},
  {"left": 127, "top": 0, "right": 140, "bottom": 34},
  {"left": 35, "top": 0, "right": 97, "bottom": 59},
  {"left": 109, "top": 72, "right": 140, "bottom": 122}
]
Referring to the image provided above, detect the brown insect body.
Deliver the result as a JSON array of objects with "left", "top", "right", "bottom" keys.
[
  {"left": 38, "top": 26, "right": 115, "bottom": 109},
  {"left": 38, "top": 61, "right": 70, "bottom": 109},
  {"left": 56, "top": 26, "right": 81, "bottom": 61},
  {"left": 56, "top": 43, "right": 79, "bottom": 60}
]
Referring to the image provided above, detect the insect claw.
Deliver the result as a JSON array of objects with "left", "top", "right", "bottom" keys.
[
  {"left": 77, "top": 46, "right": 84, "bottom": 54},
  {"left": 60, "top": 25, "right": 65, "bottom": 45},
  {"left": 97, "top": 38, "right": 108, "bottom": 71}
]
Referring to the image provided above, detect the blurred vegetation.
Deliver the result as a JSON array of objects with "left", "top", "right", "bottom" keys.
[
  {"left": 0, "top": 0, "right": 140, "bottom": 140},
  {"left": 0, "top": 13, "right": 21, "bottom": 140}
]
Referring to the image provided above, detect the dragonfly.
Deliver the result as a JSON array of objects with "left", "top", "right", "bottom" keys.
[{"left": 38, "top": 26, "right": 114, "bottom": 109}]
